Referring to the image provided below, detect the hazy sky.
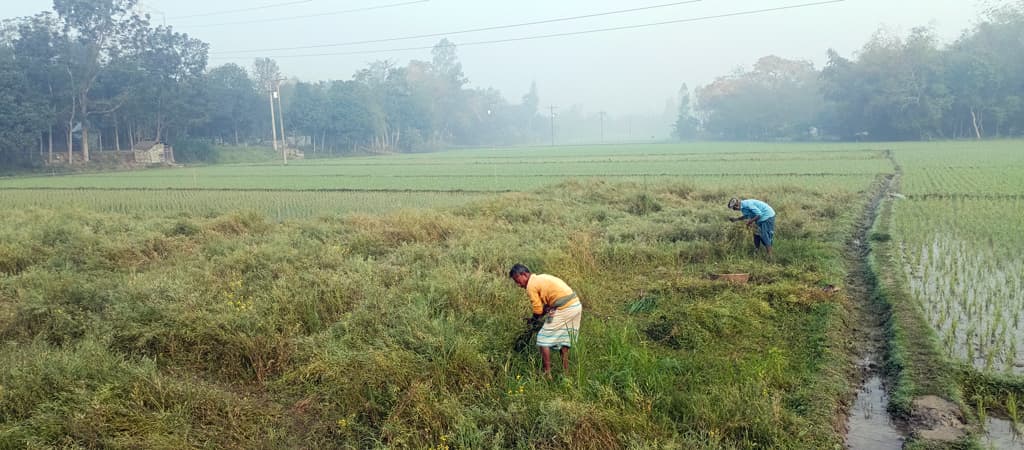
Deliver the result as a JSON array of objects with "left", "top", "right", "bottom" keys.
[{"left": 1, "top": 0, "right": 999, "bottom": 116}]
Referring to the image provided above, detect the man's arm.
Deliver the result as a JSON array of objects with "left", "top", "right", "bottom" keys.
[
  {"left": 528, "top": 286, "right": 545, "bottom": 316},
  {"left": 747, "top": 215, "right": 760, "bottom": 226}
]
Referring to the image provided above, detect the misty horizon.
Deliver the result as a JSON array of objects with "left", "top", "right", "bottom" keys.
[{"left": 0, "top": 0, "right": 993, "bottom": 119}]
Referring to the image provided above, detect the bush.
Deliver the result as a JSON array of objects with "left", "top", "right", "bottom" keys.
[{"left": 172, "top": 139, "right": 219, "bottom": 163}]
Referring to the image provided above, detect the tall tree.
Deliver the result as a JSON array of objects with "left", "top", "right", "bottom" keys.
[
  {"left": 944, "top": 3, "right": 1024, "bottom": 138},
  {"left": 135, "top": 26, "right": 209, "bottom": 141},
  {"left": 429, "top": 39, "right": 468, "bottom": 143},
  {"left": 53, "top": 0, "right": 148, "bottom": 162},
  {"left": 697, "top": 56, "right": 823, "bottom": 140},
  {"left": 206, "top": 64, "right": 259, "bottom": 145},
  {"left": 673, "top": 83, "right": 698, "bottom": 140},
  {"left": 822, "top": 28, "right": 952, "bottom": 140},
  {"left": 0, "top": 46, "right": 48, "bottom": 167},
  {"left": 252, "top": 57, "right": 281, "bottom": 143},
  {"left": 521, "top": 81, "right": 539, "bottom": 116},
  {"left": 10, "top": 13, "right": 69, "bottom": 162}
]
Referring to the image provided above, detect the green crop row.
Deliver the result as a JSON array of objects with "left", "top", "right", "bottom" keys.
[{"left": 0, "top": 189, "right": 496, "bottom": 220}]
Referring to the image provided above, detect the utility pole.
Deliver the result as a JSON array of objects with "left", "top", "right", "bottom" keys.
[
  {"left": 269, "top": 90, "right": 278, "bottom": 153},
  {"left": 599, "top": 111, "right": 606, "bottom": 143},
  {"left": 275, "top": 78, "right": 287, "bottom": 165},
  {"left": 549, "top": 105, "right": 557, "bottom": 147}
]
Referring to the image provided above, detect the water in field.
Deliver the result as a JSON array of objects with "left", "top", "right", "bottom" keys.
[
  {"left": 903, "top": 236, "right": 1024, "bottom": 373},
  {"left": 846, "top": 364, "right": 904, "bottom": 450},
  {"left": 982, "top": 417, "right": 1024, "bottom": 449}
]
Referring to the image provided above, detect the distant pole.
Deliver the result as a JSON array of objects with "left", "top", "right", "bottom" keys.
[
  {"left": 599, "top": 111, "right": 606, "bottom": 143},
  {"left": 269, "top": 91, "right": 278, "bottom": 153},
  {"left": 549, "top": 105, "right": 557, "bottom": 147},
  {"left": 275, "top": 79, "right": 287, "bottom": 165}
]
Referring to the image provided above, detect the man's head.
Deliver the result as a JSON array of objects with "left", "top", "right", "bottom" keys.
[
  {"left": 728, "top": 197, "right": 741, "bottom": 211},
  {"left": 509, "top": 263, "right": 531, "bottom": 289}
]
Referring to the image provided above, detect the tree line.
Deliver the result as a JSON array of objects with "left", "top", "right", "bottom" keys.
[
  {"left": 0, "top": 0, "right": 548, "bottom": 169},
  {"left": 2, "top": 0, "right": 1022, "bottom": 169},
  {"left": 677, "top": 2, "right": 1024, "bottom": 141}
]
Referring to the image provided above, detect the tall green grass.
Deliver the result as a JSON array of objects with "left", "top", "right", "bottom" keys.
[{"left": 0, "top": 179, "right": 865, "bottom": 448}]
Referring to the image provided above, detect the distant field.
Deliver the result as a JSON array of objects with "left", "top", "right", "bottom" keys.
[{"left": 0, "top": 143, "right": 892, "bottom": 218}]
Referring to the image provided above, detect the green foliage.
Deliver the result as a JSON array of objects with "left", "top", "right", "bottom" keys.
[
  {"left": 626, "top": 192, "right": 662, "bottom": 216},
  {"left": 697, "top": 56, "right": 825, "bottom": 141},
  {"left": 0, "top": 171, "right": 868, "bottom": 448},
  {"left": 213, "top": 145, "right": 279, "bottom": 164},
  {"left": 172, "top": 139, "right": 218, "bottom": 163}
]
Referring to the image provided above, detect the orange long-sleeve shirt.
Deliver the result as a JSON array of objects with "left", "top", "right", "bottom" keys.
[{"left": 526, "top": 274, "right": 581, "bottom": 315}]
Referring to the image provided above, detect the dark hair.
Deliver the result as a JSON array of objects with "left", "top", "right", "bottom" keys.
[{"left": 509, "top": 263, "right": 531, "bottom": 279}]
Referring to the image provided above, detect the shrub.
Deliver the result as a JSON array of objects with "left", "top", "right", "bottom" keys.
[{"left": 172, "top": 139, "right": 219, "bottom": 163}]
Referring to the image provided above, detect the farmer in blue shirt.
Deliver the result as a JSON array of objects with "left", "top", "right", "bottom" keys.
[{"left": 729, "top": 197, "right": 776, "bottom": 257}]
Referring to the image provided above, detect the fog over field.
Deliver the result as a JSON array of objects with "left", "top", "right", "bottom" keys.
[{"left": 0, "top": 0, "right": 987, "bottom": 117}]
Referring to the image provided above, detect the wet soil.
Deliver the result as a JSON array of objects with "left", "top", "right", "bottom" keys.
[
  {"left": 846, "top": 370, "right": 904, "bottom": 449},
  {"left": 843, "top": 170, "right": 907, "bottom": 449},
  {"left": 983, "top": 417, "right": 1024, "bottom": 449}
]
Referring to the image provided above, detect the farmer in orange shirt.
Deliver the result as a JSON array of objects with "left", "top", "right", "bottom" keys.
[{"left": 509, "top": 263, "right": 583, "bottom": 376}]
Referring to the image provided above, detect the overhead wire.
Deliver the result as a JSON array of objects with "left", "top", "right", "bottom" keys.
[
  {"left": 170, "top": 0, "right": 315, "bottom": 20},
  {"left": 208, "top": 0, "right": 846, "bottom": 60},
  {"left": 212, "top": 0, "right": 703, "bottom": 55},
  {"left": 183, "top": 0, "right": 429, "bottom": 29}
]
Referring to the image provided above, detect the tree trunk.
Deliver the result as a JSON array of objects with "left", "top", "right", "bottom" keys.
[
  {"left": 234, "top": 126, "right": 239, "bottom": 146},
  {"left": 80, "top": 93, "right": 90, "bottom": 162},
  {"left": 114, "top": 115, "right": 121, "bottom": 153},
  {"left": 48, "top": 125, "right": 53, "bottom": 164},
  {"left": 156, "top": 112, "right": 164, "bottom": 142},
  {"left": 98, "top": 130, "right": 103, "bottom": 153},
  {"left": 971, "top": 108, "right": 982, "bottom": 140},
  {"left": 67, "top": 125, "right": 73, "bottom": 164}
]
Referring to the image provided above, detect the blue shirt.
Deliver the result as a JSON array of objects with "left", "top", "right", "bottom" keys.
[{"left": 740, "top": 199, "right": 775, "bottom": 223}]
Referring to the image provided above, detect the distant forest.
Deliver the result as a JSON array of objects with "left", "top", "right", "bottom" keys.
[
  {"left": 676, "top": 2, "right": 1024, "bottom": 142},
  {"left": 1, "top": 0, "right": 1022, "bottom": 168}
]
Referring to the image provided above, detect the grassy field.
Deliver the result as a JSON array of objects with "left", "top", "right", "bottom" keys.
[
  {"left": 0, "top": 143, "right": 885, "bottom": 219},
  {"left": 2, "top": 141, "right": 1018, "bottom": 448},
  {"left": 872, "top": 141, "right": 1024, "bottom": 434}
]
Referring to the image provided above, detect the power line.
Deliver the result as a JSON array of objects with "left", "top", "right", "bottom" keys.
[
  {"left": 212, "top": 0, "right": 703, "bottom": 55},
  {"left": 170, "top": 0, "right": 314, "bottom": 20},
  {"left": 184, "top": 0, "right": 429, "bottom": 29},
  {"left": 209, "top": 0, "right": 845, "bottom": 60}
]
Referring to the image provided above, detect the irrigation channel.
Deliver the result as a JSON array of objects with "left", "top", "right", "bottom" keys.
[{"left": 844, "top": 166, "right": 906, "bottom": 449}]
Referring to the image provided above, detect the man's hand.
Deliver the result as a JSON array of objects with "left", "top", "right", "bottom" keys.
[{"left": 525, "top": 313, "right": 545, "bottom": 327}]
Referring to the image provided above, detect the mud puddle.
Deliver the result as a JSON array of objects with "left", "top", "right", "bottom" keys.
[
  {"left": 982, "top": 417, "right": 1024, "bottom": 449},
  {"left": 845, "top": 359, "right": 904, "bottom": 449}
]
